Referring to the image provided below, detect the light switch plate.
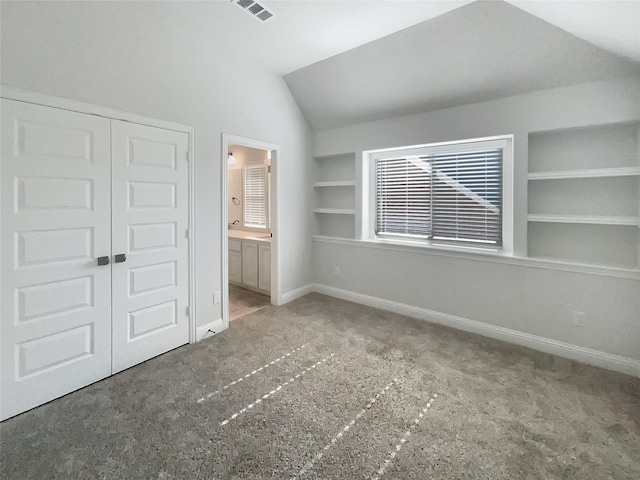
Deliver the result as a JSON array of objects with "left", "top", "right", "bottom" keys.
[{"left": 213, "top": 290, "right": 221, "bottom": 305}]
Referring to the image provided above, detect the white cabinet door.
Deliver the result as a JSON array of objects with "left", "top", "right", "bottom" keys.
[
  {"left": 242, "top": 242, "right": 259, "bottom": 288},
  {"left": 258, "top": 244, "right": 271, "bottom": 293},
  {"left": 0, "top": 100, "right": 112, "bottom": 420},
  {"left": 110, "top": 121, "right": 190, "bottom": 373},
  {"left": 229, "top": 251, "right": 242, "bottom": 284},
  {"left": 229, "top": 239, "right": 242, "bottom": 284}
]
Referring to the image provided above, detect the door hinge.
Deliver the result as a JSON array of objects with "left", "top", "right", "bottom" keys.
[
  {"left": 186, "top": 306, "right": 190, "bottom": 317},
  {"left": 185, "top": 229, "right": 190, "bottom": 239},
  {"left": 185, "top": 151, "right": 190, "bottom": 162}
]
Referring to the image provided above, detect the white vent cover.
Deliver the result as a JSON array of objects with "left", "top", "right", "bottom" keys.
[{"left": 234, "top": 0, "right": 275, "bottom": 22}]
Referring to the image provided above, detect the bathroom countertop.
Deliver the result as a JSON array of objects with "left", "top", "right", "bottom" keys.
[{"left": 228, "top": 230, "right": 271, "bottom": 243}]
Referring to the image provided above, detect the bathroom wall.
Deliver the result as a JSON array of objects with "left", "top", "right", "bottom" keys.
[{"left": 228, "top": 144, "right": 271, "bottom": 232}]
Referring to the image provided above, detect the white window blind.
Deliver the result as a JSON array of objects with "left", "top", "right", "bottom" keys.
[
  {"left": 244, "top": 165, "right": 268, "bottom": 228},
  {"left": 375, "top": 141, "right": 504, "bottom": 246}
]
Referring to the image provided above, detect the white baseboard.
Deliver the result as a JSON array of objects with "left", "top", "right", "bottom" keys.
[
  {"left": 311, "top": 283, "right": 640, "bottom": 378},
  {"left": 279, "top": 284, "right": 315, "bottom": 305},
  {"left": 196, "top": 318, "right": 225, "bottom": 341}
]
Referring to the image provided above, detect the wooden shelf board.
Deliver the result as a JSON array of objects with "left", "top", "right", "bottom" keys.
[
  {"left": 527, "top": 214, "right": 639, "bottom": 226},
  {"left": 528, "top": 167, "right": 640, "bottom": 180}
]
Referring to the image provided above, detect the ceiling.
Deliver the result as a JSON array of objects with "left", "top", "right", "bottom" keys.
[
  {"left": 221, "top": 0, "right": 477, "bottom": 74},
  {"left": 220, "top": 0, "right": 639, "bottom": 76},
  {"left": 282, "top": 0, "right": 640, "bottom": 131},
  {"left": 4, "top": 1, "right": 635, "bottom": 132},
  {"left": 508, "top": 0, "right": 640, "bottom": 63}
]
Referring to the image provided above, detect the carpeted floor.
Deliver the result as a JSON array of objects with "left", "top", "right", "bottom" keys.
[
  {"left": 229, "top": 284, "right": 271, "bottom": 321},
  {"left": 1, "top": 293, "right": 639, "bottom": 479}
]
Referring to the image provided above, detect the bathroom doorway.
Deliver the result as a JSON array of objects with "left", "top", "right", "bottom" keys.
[{"left": 221, "top": 134, "right": 280, "bottom": 327}]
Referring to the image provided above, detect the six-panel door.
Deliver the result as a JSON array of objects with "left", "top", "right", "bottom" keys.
[
  {"left": 110, "top": 121, "right": 190, "bottom": 373},
  {"left": 1, "top": 101, "right": 192, "bottom": 420},
  {"left": 0, "top": 100, "right": 113, "bottom": 420}
]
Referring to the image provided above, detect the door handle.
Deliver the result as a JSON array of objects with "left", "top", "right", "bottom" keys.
[
  {"left": 97, "top": 256, "right": 110, "bottom": 266},
  {"left": 114, "top": 254, "right": 127, "bottom": 263}
]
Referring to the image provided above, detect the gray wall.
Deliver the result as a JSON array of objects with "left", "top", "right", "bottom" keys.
[
  {"left": 313, "top": 77, "right": 640, "bottom": 362},
  {"left": 1, "top": 1, "right": 313, "bottom": 327}
]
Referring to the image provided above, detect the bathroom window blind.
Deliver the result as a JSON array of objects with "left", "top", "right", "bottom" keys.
[
  {"left": 375, "top": 143, "right": 503, "bottom": 246},
  {"left": 244, "top": 165, "right": 268, "bottom": 228}
]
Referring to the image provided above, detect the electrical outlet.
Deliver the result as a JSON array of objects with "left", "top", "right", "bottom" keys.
[
  {"left": 213, "top": 290, "right": 221, "bottom": 305},
  {"left": 573, "top": 311, "right": 586, "bottom": 328},
  {"left": 333, "top": 266, "right": 341, "bottom": 277}
]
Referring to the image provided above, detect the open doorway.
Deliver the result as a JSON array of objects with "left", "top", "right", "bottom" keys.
[{"left": 221, "top": 134, "right": 280, "bottom": 328}]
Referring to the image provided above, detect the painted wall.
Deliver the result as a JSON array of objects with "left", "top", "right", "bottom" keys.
[
  {"left": 227, "top": 145, "right": 271, "bottom": 231},
  {"left": 0, "top": 1, "right": 313, "bottom": 327},
  {"left": 313, "top": 77, "right": 640, "bottom": 361},
  {"left": 228, "top": 144, "right": 270, "bottom": 170},
  {"left": 228, "top": 169, "right": 243, "bottom": 227}
]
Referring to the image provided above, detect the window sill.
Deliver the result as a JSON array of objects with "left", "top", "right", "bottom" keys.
[
  {"left": 311, "top": 235, "right": 639, "bottom": 280},
  {"left": 371, "top": 236, "right": 506, "bottom": 257}
]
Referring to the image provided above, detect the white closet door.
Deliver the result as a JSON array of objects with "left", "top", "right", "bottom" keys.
[
  {"left": 110, "top": 120, "right": 190, "bottom": 373},
  {"left": 0, "top": 99, "right": 112, "bottom": 420}
]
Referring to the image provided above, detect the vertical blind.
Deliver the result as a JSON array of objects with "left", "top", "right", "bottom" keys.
[
  {"left": 375, "top": 145, "right": 503, "bottom": 246},
  {"left": 244, "top": 165, "right": 268, "bottom": 228}
]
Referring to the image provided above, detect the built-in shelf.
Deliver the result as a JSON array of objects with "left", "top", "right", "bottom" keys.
[
  {"left": 528, "top": 167, "right": 640, "bottom": 180},
  {"left": 313, "top": 152, "right": 357, "bottom": 238},
  {"left": 528, "top": 214, "right": 640, "bottom": 226},
  {"left": 527, "top": 123, "right": 640, "bottom": 269},
  {"left": 314, "top": 153, "right": 355, "bottom": 161},
  {"left": 313, "top": 180, "right": 356, "bottom": 188},
  {"left": 313, "top": 208, "right": 356, "bottom": 215}
]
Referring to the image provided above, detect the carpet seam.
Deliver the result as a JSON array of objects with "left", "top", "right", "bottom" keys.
[
  {"left": 196, "top": 343, "right": 310, "bottom": 403},
  {"left": 293, "top": 378, "right": 399, "bottom": 478},
  {"left": 219, "top": 354, "right": 336, "bottom": 426}
]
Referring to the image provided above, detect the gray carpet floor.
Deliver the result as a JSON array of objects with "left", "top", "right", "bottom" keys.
[{"left": 1, "top": 293, "right": 639, "bottom": 479}]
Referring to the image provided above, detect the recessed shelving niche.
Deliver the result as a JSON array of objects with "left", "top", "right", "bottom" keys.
[
  {"left": 527, "top": 123, "right": 640, "bottom": 269},
  {"left": 312, "top": 153, "right": 356, "bottom": 239}
]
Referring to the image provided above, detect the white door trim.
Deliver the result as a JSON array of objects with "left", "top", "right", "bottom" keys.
[
  {"left": 221, "top": 133, "right": 281, "bottom": 330},
  {"left": 0, "top": 85, "right": 198, "bottom": 344}
]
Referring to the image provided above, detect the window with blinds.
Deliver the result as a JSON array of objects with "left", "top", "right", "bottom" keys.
[
  {"left": 244, "top": 164, "right": 268, "bottom": 228},
  {"left": 374, "top": 139, "right": 505, "bottom": 247}
]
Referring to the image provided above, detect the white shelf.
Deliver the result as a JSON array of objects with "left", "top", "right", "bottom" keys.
[
  {"left": 528, "top": 167, "right": 640, "bottom": 180},
  {"left": 313, "top": 208, "right": 356, "bottom": 215},
  {"left": 528, "top": 214, "right": 640, "bottom": 226},
  {"left": 313, "top": 152, "right": 357, "bottom": 238},
  {"left": 314, "top": 152, "right": 355, "bottom": 161},
  {"left": 313, "top": 180, "right": 356, "bottom": 188}
]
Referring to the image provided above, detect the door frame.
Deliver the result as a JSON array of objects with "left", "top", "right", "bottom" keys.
[
  {"left": 221, "top": 133, "right": 281, "bottom": 329},
  {"left": 0, "top": 86, "right": 198, "bottom": 343}
]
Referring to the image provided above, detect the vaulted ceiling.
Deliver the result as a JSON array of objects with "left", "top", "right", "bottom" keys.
[
  {"left": 283, "top": 0, "right": 640, "bottom": 131},
  {"left": 221, "top": 0, "right": 639, "bottom": 76},
  {"left": 3, "top": 1, "right": 637, "bottom": 132}
]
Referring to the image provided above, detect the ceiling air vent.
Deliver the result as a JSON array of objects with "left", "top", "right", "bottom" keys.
[{"left": 234, "top": 0, "right": 275, "bottom": 23}]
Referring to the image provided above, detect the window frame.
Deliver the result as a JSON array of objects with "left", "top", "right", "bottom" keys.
[{"left": 365, "top": 135, "right": 514, "bottom": 254}]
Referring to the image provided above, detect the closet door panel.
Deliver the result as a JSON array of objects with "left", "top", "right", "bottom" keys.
[
  {"left": 110, "top": 121, "right": 189, "bottom": 373},
  {"left": 0, "top": 99, "right": 112, "bottom": 420}
]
